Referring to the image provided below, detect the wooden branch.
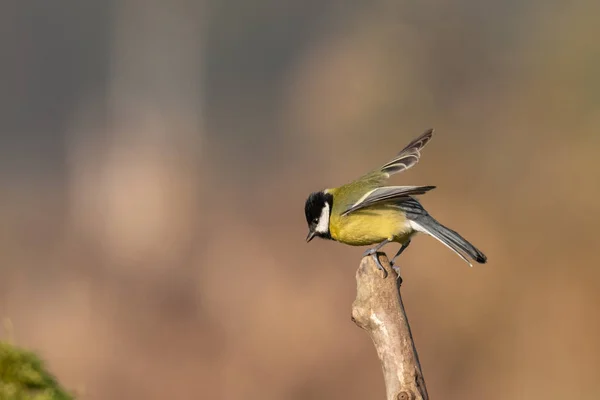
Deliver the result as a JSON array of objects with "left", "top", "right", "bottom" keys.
[{"left": 351, "top": 253, "right": 429, "bottom": 400}]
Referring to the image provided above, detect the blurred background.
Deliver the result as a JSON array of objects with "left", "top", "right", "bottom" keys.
[{"left": 1, "top": 0, "right": 599, "bottom": 399}]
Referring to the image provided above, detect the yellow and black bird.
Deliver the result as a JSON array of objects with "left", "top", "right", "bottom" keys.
[{"left": 304, "top": 129, "right": 487, "bottom": 274}]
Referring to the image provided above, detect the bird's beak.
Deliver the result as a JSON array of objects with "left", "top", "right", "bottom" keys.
[{"left": 306, "top": 231, "right": 316, "bottom": 243}]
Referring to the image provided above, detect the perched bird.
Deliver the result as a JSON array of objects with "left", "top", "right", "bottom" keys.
[{"left": 304, "top": 129, "right": 487, "bottom": 276}]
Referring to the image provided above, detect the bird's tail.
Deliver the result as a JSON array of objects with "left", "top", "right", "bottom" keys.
[{"left": 410, "top": 215, "right": 487, "bottom": 267}]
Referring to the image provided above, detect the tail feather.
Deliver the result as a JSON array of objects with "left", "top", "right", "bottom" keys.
[{"left": 410, "top": 216, "right": 487, "bottom": 267}]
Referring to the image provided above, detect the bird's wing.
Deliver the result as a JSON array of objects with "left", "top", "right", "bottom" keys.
[
  {"left": 359, "top": 128, "right": 434, "bottom": 186},
  {"left": 379, "top": 128, "right": 434, "bottom": 177},
  {"left": 329, "top": 129, "right": 435, "bottom": 217},
  {"left": 341, "top": 185, "right": 436, "bottom": 216}
]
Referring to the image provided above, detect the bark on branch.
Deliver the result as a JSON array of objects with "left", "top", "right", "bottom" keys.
[{"left": 351, "top": 253, "right": 429, "bottom": 400}]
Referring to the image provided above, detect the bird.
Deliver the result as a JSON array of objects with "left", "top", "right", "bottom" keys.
[{"left": 304, "top": 128, "right": 487, "bottom": 276}]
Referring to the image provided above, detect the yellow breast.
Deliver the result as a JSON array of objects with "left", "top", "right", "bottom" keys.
[{"left": 329, "top": 205, "right": 411, "bottom": 246}]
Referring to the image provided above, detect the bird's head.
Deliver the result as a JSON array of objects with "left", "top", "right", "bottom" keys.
[{"left": 304, "top": 190, "right": 334, "bottom": 242}]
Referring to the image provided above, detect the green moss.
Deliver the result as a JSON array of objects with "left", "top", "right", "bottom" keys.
[{"left": 0, "top": 341, "right": 74, "bottom": 400}]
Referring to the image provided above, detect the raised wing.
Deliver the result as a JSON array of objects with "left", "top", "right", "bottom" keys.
[
  {"left": 330, "top": 129, "right": 435, "bottom": 217},
  {"left": 379, "top": 128, "right": 434, "bottom": 177},
  {"left": 341, "top": 185, "right": 435, "bottom": 216}
]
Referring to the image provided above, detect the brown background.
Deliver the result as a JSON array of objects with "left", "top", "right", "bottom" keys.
[{"left": 1, "top": 1, "right": 599, "bottom": 399}]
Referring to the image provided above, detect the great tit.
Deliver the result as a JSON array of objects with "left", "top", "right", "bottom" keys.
[{"left": 304, "top": 129, "right": 487, "bottom": 276}]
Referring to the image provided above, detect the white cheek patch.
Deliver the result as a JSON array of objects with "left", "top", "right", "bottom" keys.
[{"left": 315, "top": 202, "right": 330, "bottom": 233}]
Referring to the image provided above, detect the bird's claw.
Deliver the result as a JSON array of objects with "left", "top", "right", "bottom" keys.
[
  {"left": 368, "top": 252, "right": 388, "bottom": 279},
  {"left": 363, "top": 240, "right": 391, "bottom": 278},
  {"left": 391, "top": 262, "right": 403, "bottom": 282}
]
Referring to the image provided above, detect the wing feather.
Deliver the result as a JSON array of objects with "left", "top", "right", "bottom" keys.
[
  {"left": 379, "top": 128, "right": 434, "bottom": 177},
  {"left": 341, "top": 185, "right": 435, "bottom": 216},
  {"left": 330, "top": 129, "right": 435, "bottom": 217}
]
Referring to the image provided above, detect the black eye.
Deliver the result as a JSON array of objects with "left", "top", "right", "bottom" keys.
[{"left": 313, "top": 218, "right": 319, "bottom": 224}]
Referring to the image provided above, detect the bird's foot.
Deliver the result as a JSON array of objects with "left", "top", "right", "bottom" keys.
[
  {"left": 390, "top": 262, "right": 403, "bottom": 283},
  {"left": 364, "top": 248, "right": 387, "bottom": 278},
  {"left": 362, "top": 248, "right": 376, "bottom": 257}
]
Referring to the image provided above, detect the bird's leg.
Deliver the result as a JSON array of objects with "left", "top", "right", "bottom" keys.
[
  {"left": 363, "top": 240, "right": 391, "bottom": 278},
  {"left": 362, "top": 239, "right": 391, "bottom": 257},
  {"left": 390, "top": 240, "right": 410, "bottom": 264},
  {"left": 390, "top": 240, "right": 411, "bottom": 279}
]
